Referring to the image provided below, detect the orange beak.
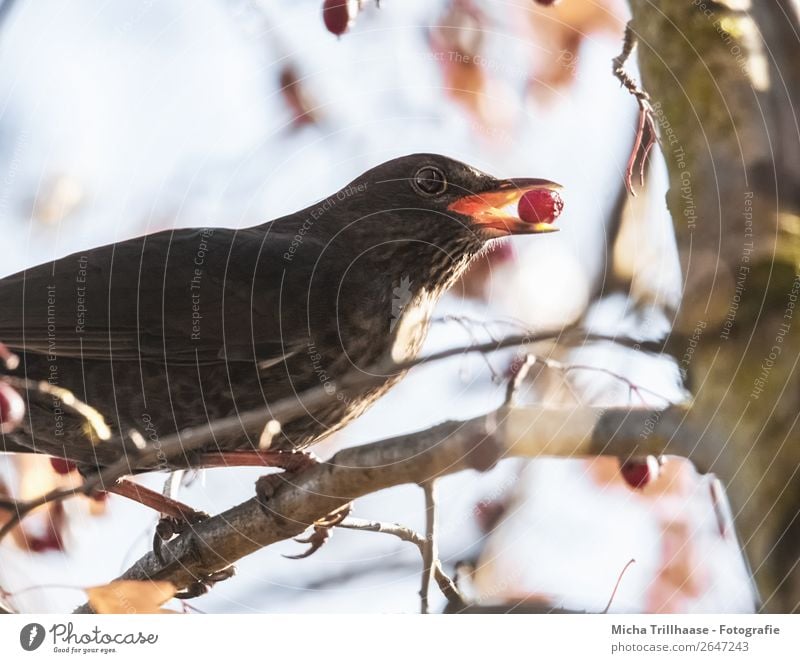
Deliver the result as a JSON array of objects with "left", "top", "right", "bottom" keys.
[{"left": 448, "top": 178, "right": 562, "bottom": 236}]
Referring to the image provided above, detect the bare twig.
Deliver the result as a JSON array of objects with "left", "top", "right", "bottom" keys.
[
  {"left": 419, "top": 481, "right": 438, "bottom": 614},
  {"left": 612, "top": 22, "right": 657, "bottom": 195},
  {"left": 337, "top": 517, "right": 465, "bottom": 608},
  {"left": 0, "top": 486, "right": 79, "bottom": 541},
  {"left": 338, "top": 517, "right": 426, "bottom": 546},
  {"left": 541, "top": 358, "right": 675, "bottom": 406},
  {"left": 602, "top": 558, "right": 636, "bottom": 613},
  {"left": 505, "top": 354, "right": 536, "bottom": 406}
]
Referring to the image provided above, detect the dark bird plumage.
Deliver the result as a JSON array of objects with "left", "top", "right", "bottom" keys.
[{"left": 0, "top": 154, "right": 558, "bottom": 470}]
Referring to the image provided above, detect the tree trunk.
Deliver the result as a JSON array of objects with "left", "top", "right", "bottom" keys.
[{"left": 629, "top": 0, "right": 800, "bottom": 611}]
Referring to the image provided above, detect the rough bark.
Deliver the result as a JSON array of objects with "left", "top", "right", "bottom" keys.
[{"left": 629, "top": 0, "right": 800, "bottom": 611}]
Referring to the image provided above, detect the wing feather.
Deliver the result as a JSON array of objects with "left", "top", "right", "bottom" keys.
[{"left": 0, "top": 226, "right": 307, "bottom": 366}]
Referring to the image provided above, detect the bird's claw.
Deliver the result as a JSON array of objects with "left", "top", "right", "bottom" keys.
[
  {"left": 252, "top": 450, "right": 352, "bottom": 559},
  {"left": 284, "top": 529, "right": 331, "bottom": 560},
  {"left": 254, "top": 450, "right": 321, "bottom": 509},
  {"left": 175, "top": 567, "right": 236, "bottom": 600},
  {"left": 283, "top": 503, "right": 352, "bottom": 560}
]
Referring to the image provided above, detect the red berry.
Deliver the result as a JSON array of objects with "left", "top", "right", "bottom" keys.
[
  {"left": 518, "top": 188, "right": 564, "bottom": 225},
  {"left": 322, "top": 0, "right": 354, "bottom": 37},
  {"left": 475, "top": 498, "right": 507, "bottom": 533},
  {"left": 0, "top": 381, "right": 24, "bottom": 433},
  {"left": 620, "top": 456, "right": 660, "bottom": 489},
  {"left": 28, "top": 531, "right": 64, "bottom": 552},
  {"left": 533, "top": 0, "right": 561, "bottom": 5},
  {"left": 50, "top": 457, "right": 78, "bottom": 475},
  {"left": 26, "top": 503, "right": 66, "bottom": 553}
]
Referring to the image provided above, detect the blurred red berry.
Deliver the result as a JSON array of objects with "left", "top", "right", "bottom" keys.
[
  {"left": 620, "top": 456, "right": 660, "bottom": 489},
  {"left": 28, "top": 531, "right": 64, "bottom": 552},
  {"left": 26, "top": 502, "right": 66, "bottom": 553},
  {"left": 533, "top": 0, "right": 561, "bottom": 6},
  {"left": 0, "top": 381, "right": 24, "bottom": 433},
  {"left": 518, "top": 188, "right": 564, "bottom": 225},
  {"left": 475, "top": 498, "right": 508, "bottom": 533},
  {"left": 50, "top": 457, "right": 78, "bottom": 475},
  {"left": 322, "top": 0, "right": 354, "bottom": 37}
]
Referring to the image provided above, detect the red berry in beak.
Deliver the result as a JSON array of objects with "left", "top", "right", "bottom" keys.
[
  {"left": 322, "top": 0, "right": 354, "bottom": 37},
  {"left": 518, "top": 188, "right": 564, "bottom": 225},
  {"left": 50, "top": 457, "right": 78, "bottom": 475},
  {"left": 0, "top": 381, "right": 24, "bottom": 433},
  {"left": 620, "top": 456, "right": 661, "bottom": 489}
]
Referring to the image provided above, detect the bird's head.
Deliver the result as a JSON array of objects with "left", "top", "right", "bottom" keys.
[
  {"left": 347, "top": 153, "right": 562, "bottom": 245},
  {"left": 285, "top": 153, "right": 562, "bottom": 333},
  {"left": 277, "top": 154, "right": 562, "bottom": 364},
  {"left": 289, "top": 153, "right": 563, "bottom": 307}
]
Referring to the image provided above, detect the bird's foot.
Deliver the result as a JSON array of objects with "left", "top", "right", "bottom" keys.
[
  {"left": 175, "top": 567, "right": 236, "bottom": 600},
  {"left": 107, "top": 477, "right": 208, "bottom": 522},
  {"left": 284, "top": 503, "right": 352, "bottom": 560},
  {"left": 152, "top": 508, "right": 211, "bottom": 565},
  {"left": 105, "top": 479, "right": 210, "bottom": 564},
  {"left": 251, "top": 449, "right": 321, "bottom": 504},
  {"left": 251, "top": 450, "right": 351, "bottom": 559}
]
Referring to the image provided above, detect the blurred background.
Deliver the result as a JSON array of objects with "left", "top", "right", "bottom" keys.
[{"left": 0, "top": 0, "right": 758, "bottom": 613}]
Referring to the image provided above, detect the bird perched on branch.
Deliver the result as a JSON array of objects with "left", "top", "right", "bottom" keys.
[{"left": 0, "top": 154, "right": 560, "bottom": 473}]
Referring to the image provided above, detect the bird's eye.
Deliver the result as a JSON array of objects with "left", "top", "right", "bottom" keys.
[{"left": 412, "top": 166, "right": 447, "bottom": 196}]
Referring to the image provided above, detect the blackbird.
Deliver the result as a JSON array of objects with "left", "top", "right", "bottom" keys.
[{"left": 0, "top": 154, "right": 559, "bottom": 473}]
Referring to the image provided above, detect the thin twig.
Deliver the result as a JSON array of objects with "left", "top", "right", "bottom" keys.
[
  {"left": 505, "top": 354, "right": 536, "bottom": 406},
  {"left": 544, "top": 359, "right": 675, "bottom": 406},
  {"left": 602, "top": 558, "right": 636, "bottom": 613},
  {"left": 612, "top": 22, "right": 657, "bottom": 195},
  {"left": 338, "top": 517, "right": 426, "bottom": 546},
  {"left": 163, "top": 471, "right": 184, "bottom": 503},
  {"left": 337, "top": 517, "right": 465, "bottom": 607},
  {"left": 419, "top": 481, "right": 438, "bottom": 614}
]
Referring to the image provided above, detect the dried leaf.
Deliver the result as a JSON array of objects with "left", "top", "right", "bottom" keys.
[{"left": 87, "top": 580, "right": 177, "bottom": 614}]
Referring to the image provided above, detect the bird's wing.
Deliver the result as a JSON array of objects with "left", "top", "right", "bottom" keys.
[{"left": 0, "top": 226, "right": 306, "bottom": 365}]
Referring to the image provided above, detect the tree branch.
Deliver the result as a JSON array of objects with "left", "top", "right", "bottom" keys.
[{"left": 72, "top": 401, "right": 718, "bottom": 613}]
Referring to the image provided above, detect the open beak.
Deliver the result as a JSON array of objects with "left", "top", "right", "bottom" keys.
[{"left": 447, "top": 178, "right": 562, "bottom": 236}]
